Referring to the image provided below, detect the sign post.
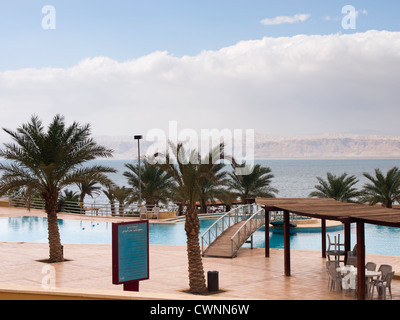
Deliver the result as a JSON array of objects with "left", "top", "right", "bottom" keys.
[{"left": 112, "top": 220, "right": 149, "bottom": 291}]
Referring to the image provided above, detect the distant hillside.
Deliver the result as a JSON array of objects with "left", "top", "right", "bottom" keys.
[
  {"left": 93, "top": 134, "right": 400, "bottom": 160},
  {"left": 254, "top": 134, "right": 400, "bottom": 159}
]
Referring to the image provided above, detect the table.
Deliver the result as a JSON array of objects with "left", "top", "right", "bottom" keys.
[
  {"left": 327, "top": 250, "right": 346, "bottom": 264},
  {"left": 337, "top": 266, "right": 381, "bottom": 277},
  {"left": 337, "top": 266, "right": 381, "bottom": 296}
]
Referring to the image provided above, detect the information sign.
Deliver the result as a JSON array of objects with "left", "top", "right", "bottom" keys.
[{"left": 112, "top": 220, "right": 149, "bottom": 289}]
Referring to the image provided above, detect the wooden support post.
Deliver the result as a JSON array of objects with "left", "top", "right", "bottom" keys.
[
  {"left": 265, "top": 208, "right": 270, "bottom": 258},
  {"left": 357, "top": 222, "right": 366, "bottom": 300},
  {"left": 344, "top": 222, "right": 351, "bottom": 264},
  {"left": 321, "top": 219, "right": 326, "bottom": 258},
  {"left": 284, "top": 210, "right": 291, "bottom": 277}
]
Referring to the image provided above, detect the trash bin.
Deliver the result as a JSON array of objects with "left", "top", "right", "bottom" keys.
[{"left": 208, "top": 271, "right": 219, "bottom": 292}]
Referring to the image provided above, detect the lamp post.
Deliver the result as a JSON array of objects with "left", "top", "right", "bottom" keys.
[{"left": 134, "top": 135, "right": 143, "bottom": 208}]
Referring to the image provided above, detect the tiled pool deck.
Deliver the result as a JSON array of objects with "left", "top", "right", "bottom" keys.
[{"left": 1, "top": 206, "right": 400, "bottom": 300}]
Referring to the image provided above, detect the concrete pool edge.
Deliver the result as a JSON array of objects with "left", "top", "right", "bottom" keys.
[{"left": 0, "top": 206, "right": 343, "bottom": 231}]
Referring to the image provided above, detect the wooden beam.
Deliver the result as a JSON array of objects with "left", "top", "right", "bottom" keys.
[
  {"left": 321, "top": 219, "right": 326, "bottom": 258},
  {"left": 357, "top": 222, "right": 366, "bottom": 300},
  {"left": 284, "top": 210, "right": 291, "bottom": 277}
]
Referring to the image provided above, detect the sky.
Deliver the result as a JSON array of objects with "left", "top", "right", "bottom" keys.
[{"left": 1, "top": 0, "right": 400, "bottom": 139}]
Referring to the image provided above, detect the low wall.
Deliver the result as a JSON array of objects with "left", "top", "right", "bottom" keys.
[
  {"left": 144, "top": 211, "right": 176, "bottom": 220},
  {"left": 0, "top": 199, "right": 9, "bottom": 208}
]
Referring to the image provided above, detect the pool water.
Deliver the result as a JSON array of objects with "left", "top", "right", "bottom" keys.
[
  {"left": 0, "top": 216, "right": 217, "bottom": 246},
  {"left": 1, "top": 216, "right": 400, "bottom": 256}
]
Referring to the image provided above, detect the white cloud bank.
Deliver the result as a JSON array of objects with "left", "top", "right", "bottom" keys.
[
  {"left": 261, "top": 13, "right": 311, "bottom": 25},
  {"left": 1, "top": 30, "right": 400, "bottom": 139}
]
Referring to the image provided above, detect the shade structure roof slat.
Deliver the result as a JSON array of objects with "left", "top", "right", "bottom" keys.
[{"left": 256, "top": 198, "right": 400, "bottom": 228}]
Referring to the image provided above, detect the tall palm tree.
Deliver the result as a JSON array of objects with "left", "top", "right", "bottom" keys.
[
  {"left": 309, "top": 172, "right": 360, "bottom": 203},
  {"left": 123, "top": 160, "right": 174, "bottom": 206},
  {"left": 229, "top": 162, "right": 278, "bottom": 202},
  {"left": 0, "top": 115, "right": 115, "bottom": 262},
  {"left": 155, "top": 142, "right": 225, "bottom": 293},
  {"left": 360, "top": 167, "right": 400, "bottom": 208}
]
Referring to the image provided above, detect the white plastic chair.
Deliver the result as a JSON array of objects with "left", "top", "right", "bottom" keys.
[
  {"left": 371, "top": 271, "right": 395, "bottom": 300},
  {"left": 139, "top": 206, "right": 148, "bottom": 220},
  {"left": 152, "top": 206, "right": 160, "bottom": 219},
  {"left": 327, "top": 234, "right": 346, "bottom": 264}
]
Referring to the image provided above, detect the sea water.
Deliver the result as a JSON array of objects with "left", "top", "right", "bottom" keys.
[
  {"left": 86, "top": 158, "right": 400, "bottom": 201},
  {"left": 2, "top": 159, "right": 400, "bottom": 255}
]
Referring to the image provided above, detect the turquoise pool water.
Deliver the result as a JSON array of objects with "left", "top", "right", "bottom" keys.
[
  {"left": 0, "top": 217, "right": 217, "bottom": 245},
  {"left": 1, "top": 216, "right": 400, "bottom": 256}
]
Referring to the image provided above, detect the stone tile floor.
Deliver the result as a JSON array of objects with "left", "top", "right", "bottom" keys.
[
  {"left": 1, "top": 242, "right": 400, "bottom": 300},
  {"left": 1, "top": 206, "right": 400, "bottom": 300}
]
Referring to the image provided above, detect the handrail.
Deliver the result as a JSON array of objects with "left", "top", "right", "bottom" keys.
[
  {"left": 230, "top": 207, "right": 265, "bottom": 257},
  {"left": 270, "top": 211, "right": 299, "bottom": 227},
  {"left": 6, "top": 196, "right": 177, "bottom": 217},
  {"left": 201, "top": 204, "right": 255, "bottom": 256}
]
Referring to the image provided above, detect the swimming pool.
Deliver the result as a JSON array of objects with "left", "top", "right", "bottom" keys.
[
  {"left": 2, "top": 216, "right": 400, "bottom": 256},
  {"left": 0, "top": 216, "right": 217, "bottom": 245}
]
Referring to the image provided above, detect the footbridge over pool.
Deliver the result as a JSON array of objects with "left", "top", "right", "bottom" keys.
[{"left": 201, "top": 204, "right": 266, "bottom": 258}]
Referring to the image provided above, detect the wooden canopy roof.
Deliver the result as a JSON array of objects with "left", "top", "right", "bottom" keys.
[{"left": 256, "top": 198, "right": 400, "bottom": 228}]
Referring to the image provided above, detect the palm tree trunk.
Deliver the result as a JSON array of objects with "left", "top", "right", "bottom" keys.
[
  {"left": 185, "top": 203, "right": 207, "bottom": 293},
  {"left": 44, "top": 192, "right": 64, "bottom": 262},
  {"left": 118, "top": 202, "right": 124, "bottom": 215},
  {"left": 110, "top": 202, "right": 116, "bottom": 216},
  {"left": 200, "top": 198, "right": 207, "bottom": 214}
]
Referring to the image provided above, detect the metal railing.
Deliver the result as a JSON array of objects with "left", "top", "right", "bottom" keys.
[
  {"left": 201, "top": 204, "right": 256, "bottom": 256},
  {"left": 269, "top": 211, "right": 299, "bottom": 227},
  {"left": 7, "top": 196, "right": 178, "bottom": 217},
  {"left": 9, "top": 197, "right": 45, "bottom": 210},
  {"left": 230, "top": 207, "right": 265, "bottom": 257}
]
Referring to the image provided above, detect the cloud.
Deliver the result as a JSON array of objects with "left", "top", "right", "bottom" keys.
[
  {"left": 1, "top": 31, "right": 400, "bottom": 140},
  {"left": 261, "top": 14, "right": 311, "bottom": 25}
]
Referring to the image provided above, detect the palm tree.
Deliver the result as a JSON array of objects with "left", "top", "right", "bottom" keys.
[
  {"left": 309, "top": 172, "right": 360, "bottom": 203},
  {"left": 112, "top": 185, "right": 134, "bottom": 215},
  {"left": 198, "top": 159, "right": 232, "bottom": 213},
  {"left": 58, "top": 189, "right": 80, "bottom": 213},
  {"left": 77, "top": 180, "right": 102, "bottom": 205},
  {"left": 123, "top": 160, "right": 174, "bottom": 206},
  {"left": 103, "top": 185, "right": 117, "bottom": 216},
  {"left": 229, "top": 162, "right": 278, "bottom": 202},
  {"left": 360, "top": 167, "right": 400, "bottom": 208},
  {"left": 0, "top": 115, "right": 115, "bottom": 262},
  {"left": 155, "top": 142, "right": 225, "bottom": 293}
]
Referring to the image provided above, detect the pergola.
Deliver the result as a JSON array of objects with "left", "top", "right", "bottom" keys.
[{"left": 255, "top": 198, "right": 400, "bottom": 300}]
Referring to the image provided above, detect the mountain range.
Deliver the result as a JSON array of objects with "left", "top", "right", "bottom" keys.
[{"left": 94, "top": 134, "right": 400, "bottom": 160}]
